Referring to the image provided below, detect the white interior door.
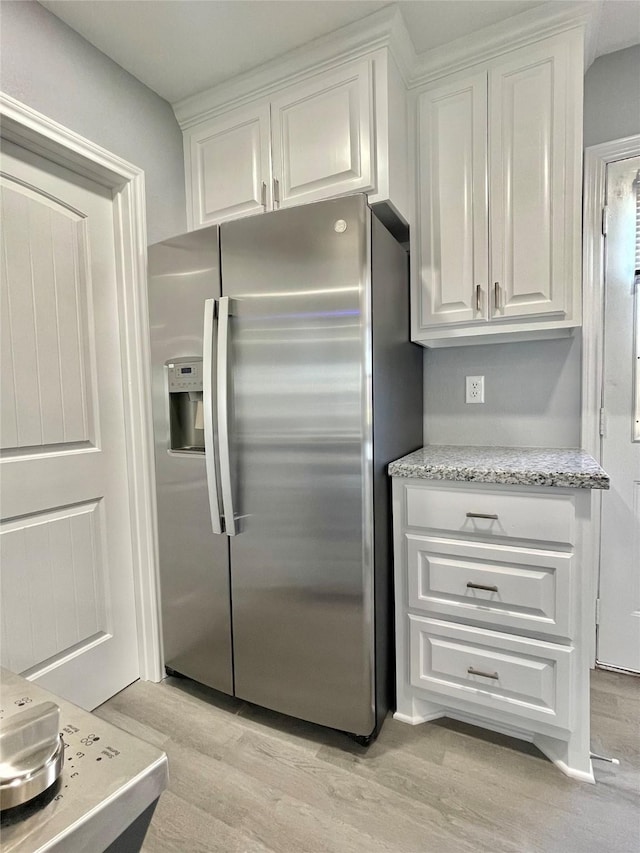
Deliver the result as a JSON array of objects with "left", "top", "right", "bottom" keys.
[
  {"left": 597, "top": 155, "right": 640, "bottom": 672},
  {"left": 0, "top": 139, "right": 140, "bottom": 709}
]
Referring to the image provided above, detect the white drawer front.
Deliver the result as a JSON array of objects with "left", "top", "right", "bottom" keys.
[
  {"left": 407, "top": 535, "right": 573, "bottom": 638},
  {"left": 405, "top": 483, "right": 575, "bottom": 546},
  {"left": 409, "top": 615, "right": 572, "bottom": 730}
]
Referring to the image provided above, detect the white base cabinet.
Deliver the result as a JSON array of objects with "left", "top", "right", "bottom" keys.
[{"left": 392, "top": 478, "right": 595, "bottom": 782}]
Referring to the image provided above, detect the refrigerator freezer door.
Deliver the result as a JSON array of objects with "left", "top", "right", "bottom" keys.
[
  {"left": 220, "top": 195, "right": 375, "bottom": 735},
  {"left": 148, "top": 228, "right": 233, "bottom": 695}
]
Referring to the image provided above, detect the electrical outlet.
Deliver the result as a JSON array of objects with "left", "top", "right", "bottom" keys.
[{"left": 465, "top": 375, "right": 484, "bottom": 404}]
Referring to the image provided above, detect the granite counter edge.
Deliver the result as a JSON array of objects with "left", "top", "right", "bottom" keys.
[{"left": 387, "top": 463, "right": 610, "bottom": 490}]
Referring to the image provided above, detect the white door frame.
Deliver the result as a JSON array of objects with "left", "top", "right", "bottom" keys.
[
  {"left": 0, "top": 93, "right": 163, "bottom": 683},
  {"left": 581, "top": 132, "right": 640, "bottom": 667}
]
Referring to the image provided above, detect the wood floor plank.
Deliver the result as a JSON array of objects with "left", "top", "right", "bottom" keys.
[
  {"left": 206, "top": 727, "right": 502, "bottom": 853},
  {"left": 141, "top": 790, "right": 275, "bottom": 853},
  {"left": 97, "top": 670, "right": 640, "bottom": 853},
  {"left": 160, "top": 741, "right": 415, "bottom": 853}
]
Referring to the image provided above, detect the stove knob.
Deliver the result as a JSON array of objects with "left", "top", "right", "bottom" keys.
[{"left": 0, "top": 701, "right": 65, "bottom": 810}]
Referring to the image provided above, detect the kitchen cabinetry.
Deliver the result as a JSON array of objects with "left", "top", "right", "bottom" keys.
[
  {"left": 412, "top": 29, "right": 583, "bottom": 346},
  {"left": 390, "top": 450, "right": 609, "bottom": 782},
  {"left": 184, "top": 54, "right": 407, "bottom": 230},
  {"left": 186, "top": 102, "right": 272, "bottom": 226}
]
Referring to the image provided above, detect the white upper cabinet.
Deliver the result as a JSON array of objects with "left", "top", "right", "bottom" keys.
[
  {"left": 271, "top": 61, "right": 373, "bottom": 208},
  {"left": 417, "top": 71, "right": 488, "bottom": 328},
  {"left": 488, "top": 38, "right": 572, "bottom": 321},
  {"left": 182, "top": 50, "right": 408, "bottom": 230},
  {"left": 186, "top": 103, "right": 271, "bottom": 228},
  {"left": 412, "top": 29, "right": 583, "bottom": 347}
]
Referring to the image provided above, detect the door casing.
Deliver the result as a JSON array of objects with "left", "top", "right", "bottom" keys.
[
  {"left": 0, "top": 93, "right": 163, "bottom": 684},
  {"left": 581, "top": 133, "right": 640, "bottom": 668}
]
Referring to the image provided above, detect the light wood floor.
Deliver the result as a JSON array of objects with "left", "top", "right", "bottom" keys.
[{"left": 95, "top": 670, "right": 640, "bottom": 853}]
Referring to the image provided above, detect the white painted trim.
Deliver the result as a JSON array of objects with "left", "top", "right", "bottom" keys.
[
  {"left": 410, "top": 1, "right": 594, "bottom": 88},
  {"left": 581, "top": 133, "right": 640, "bottom": 667},
  {"left": 0, "top": 93, "right": 164, "bottom": 683},
  {"left": 174, "top": 6, "right": 415, "bottom": 128},
  {"left": 173, "top": 1, "right": 595, "bottom": 128},
  {"left": 392, "top": 710, "right": 444, "bottom": 725}
]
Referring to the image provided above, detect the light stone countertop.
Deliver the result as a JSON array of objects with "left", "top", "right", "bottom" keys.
[{"left": 388, "top": 445, "right": 610, "bottom": 489}]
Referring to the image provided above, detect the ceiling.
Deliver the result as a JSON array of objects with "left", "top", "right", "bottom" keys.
[{"left": 38, "top": 0, "right": 640, "bottom": 104}]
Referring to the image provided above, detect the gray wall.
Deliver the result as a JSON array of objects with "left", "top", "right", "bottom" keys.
[
  {"left": 423, "top": 43, "right": 640, "bottom": 449},
  {"left": 423, "top": 337, "right": 581, "bottom": 447},
  {"left": 0, "top": 1, "right": 186, "bottom": 244},
  {"left": 584, "top": 44, "right": 640, "bottom": 147}
]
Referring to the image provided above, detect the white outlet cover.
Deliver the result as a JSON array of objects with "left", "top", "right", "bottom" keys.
[{"left": 465, "top": 375, "right": 485, "bottom": 404}]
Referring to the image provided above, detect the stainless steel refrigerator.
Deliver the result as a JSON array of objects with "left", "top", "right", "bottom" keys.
[{"left": 148, "top": 195, "right": 422, "bottom": 741}]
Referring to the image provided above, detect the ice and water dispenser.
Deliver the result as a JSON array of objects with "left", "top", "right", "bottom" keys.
[{"left": 166, "top": 358, "right": 205, "bottom": 452}]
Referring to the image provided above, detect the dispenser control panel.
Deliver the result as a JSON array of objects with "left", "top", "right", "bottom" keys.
[{"left": 167, "top": 360, "right": 203, "bottom": 392}]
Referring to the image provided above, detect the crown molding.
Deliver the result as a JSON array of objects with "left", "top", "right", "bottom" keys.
[
  {"left": 583, "top": 0, "right": 603, "bottom": 70},
  {"left": 173, "top": 1, "right": 596, "bottom": 128},
  {"left": 408, "top": 1, "right": 597, "bottom": 89},
  {"left": 173, "top": 6, "right": 415, "bottom": 129}
]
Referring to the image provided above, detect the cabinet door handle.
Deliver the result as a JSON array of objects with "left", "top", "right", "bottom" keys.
[
  {"left": 273, "top": 177, "right": 280, "bottom": 208},
  {"left": 261, "top": 181, "right": 267, "bottom": 210},
  {"left": 467, "top": 667, "right": 499, "bottom": 680},
  {"left": 466, "top": 512, "right": 498, "bottom": 520},
  {"left": 466, "top": 582, "right": 499, "bottom": 593},
  {"left": 476, "top": 284, "right": 482, "bottom": 312},
  {"left": 494, "top": 281, "right": 501, "bottom": 310}
]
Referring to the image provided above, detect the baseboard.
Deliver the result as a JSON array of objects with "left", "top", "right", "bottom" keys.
[{"left": 393, "top": 709, "right": 445, "bottom": 725}]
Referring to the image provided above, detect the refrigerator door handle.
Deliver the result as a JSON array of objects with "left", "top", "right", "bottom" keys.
[
  {"left": 203, "top": 298, "right": 224, "bottom": 535},
  {"left": 216, "top": 296, "right": 237, "bottom": 536}
]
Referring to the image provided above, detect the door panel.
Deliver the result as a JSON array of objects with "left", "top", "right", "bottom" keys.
[
  {"left": 489, "top": 39, "right": 570, "bottom": 319},
  {"left": 0, "top": 140, "right": 139, "bottom": 709},
  {"left": 271, "top": 61, "right": 374, "bottom": 208},
  {"left": 147, "top": 229, "right": 233, "bottom": 695},
  {"left": 0, "top": 178, "right": 93, "bottom": 448},
  {"left": 416, "top": 72, "right": 488, "bottom": 328},
  {"left": 220, "top": 196, "right": 374, "bottom": 735},
  {"left": 1, "top": 503, "right": 107, "bottom": 674},
  {"left": 598, "top": 156, "right": 640, "bottom": 672},
  {"left": 187, "top": 103, "right": 271, "bottom": 228}
]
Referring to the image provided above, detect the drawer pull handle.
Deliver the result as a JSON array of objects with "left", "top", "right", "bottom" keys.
[
  {"left": 466, "top": 582, "right": 499, "bottom": 593},
  {"left": 466, "top": 512, "right": 498, "bottom": 520},
  {"left": 467, "top": 667, "right": 499, "bottom": 680}
]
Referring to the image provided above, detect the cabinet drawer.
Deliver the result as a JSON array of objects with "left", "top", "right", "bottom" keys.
[
  {"left": 409, "top": 615, "right": 572, "bottom": 730},
  {"left": 407, "top": 535, "right": 573, "bottom": 638},
  {"left": 404, "top": 483, "right": 575, "bottom": 546}
]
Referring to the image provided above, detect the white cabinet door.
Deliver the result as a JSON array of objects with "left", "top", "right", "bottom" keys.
[
  {"left": 271, "top": 60, "right": 374, "bottom": 208},
  {"left": 489, "top": 38, "right": 572, "bottom": 320},
  {"left": 186, "top": 103, "right": 271, "bottom": 228},
  {"left": 416, "top": 72, "right": 488, "bottom": 328},
  {"left": 406, "top": 534, "right": 574, "bottom": 638},
  {"left": 408, "top": 615, "right": 573, "bottom": 731}
]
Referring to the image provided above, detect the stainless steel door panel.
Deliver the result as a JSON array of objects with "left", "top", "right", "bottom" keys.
[
  {"left": 148, "top": 229, "right": 233, "bottom": 694},
  {"left": 220, "top": 196, "right": 374, "bottom": 734}
]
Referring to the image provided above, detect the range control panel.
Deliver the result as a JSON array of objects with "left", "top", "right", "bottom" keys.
[
  {"left": 167, "top": 359, "right": 203, "bottom": 392},
  {"left": 0, "top": 668, "right": 167, "bottom": 852}
]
